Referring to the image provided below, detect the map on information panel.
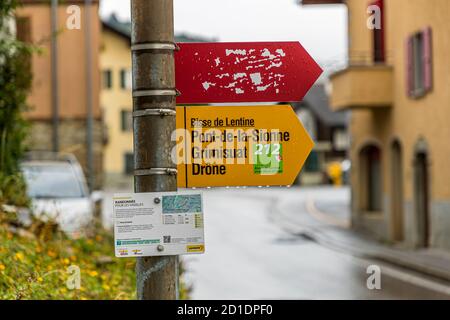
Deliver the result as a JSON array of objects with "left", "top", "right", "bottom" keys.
[{"left": 162, "top": 195, "right": 202, "bottom": 214}]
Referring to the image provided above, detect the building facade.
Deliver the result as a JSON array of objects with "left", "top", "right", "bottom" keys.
[
  {"left": 17, "top": 0, "right": 103, "bottom": 189},
  {"left": 100, "top": 15, "right": 134, "bottom": 188},
  {"left": 304, "top": 0, "right": 450, "bottom": 251}
]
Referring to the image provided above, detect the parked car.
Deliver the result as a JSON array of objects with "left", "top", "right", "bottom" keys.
[{"left": 20, "top": 152, "right": 100, "bottom": 236}]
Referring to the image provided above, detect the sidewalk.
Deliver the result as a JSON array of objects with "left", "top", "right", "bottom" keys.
[{"left": 271, "top": 187, "right": 450, "bottom": 283}]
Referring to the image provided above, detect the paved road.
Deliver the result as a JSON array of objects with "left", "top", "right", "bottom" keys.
[{"left": 183, "top": 187, "right": 450, "bottom": 299}]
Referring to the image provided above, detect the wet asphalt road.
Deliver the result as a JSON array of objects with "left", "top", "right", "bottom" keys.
[{"left": 182, "top": 187, "right": 450, "bottom": 300}]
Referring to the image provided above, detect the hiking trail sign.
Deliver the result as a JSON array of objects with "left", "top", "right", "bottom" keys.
[
  {"left": 175, "top": 42, "right": 323, "bottom": 104},
  {"left": 175, "top": 105, "right": 314, "bottom": 188}
]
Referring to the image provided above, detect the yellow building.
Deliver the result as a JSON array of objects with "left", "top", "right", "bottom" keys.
[
  {"left": 100, "top": 15, "right": 133, "bottom": 188},
  {"left": 303, "top": 0, "right": 450, "bottom": 251}
]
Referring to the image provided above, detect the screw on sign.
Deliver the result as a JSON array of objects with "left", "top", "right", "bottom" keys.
[{"left": 175, "top": 42, "right": 323, "bottom": 104}]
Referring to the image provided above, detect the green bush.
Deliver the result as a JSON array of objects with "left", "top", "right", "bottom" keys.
[{"left": 0, "top": 0, "right": 32, "bottom": 206}]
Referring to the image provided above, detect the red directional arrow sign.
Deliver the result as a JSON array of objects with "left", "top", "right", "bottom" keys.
[{"left": 175, "top": 42, "right": 322, "bottom": 104}]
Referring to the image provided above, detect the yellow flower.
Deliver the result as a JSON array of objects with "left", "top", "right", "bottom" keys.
[
  {"left": 37, "top": 277, "right": 43, "bottom": 282},
  {"left": 0, "top": 264, "right": 5, "bottom": 271},
  {"left": 102, "top": 284, "right": 111, "bottom": 291},
  {"left": 88, "top": 270, "right": 98, "bottom": 277},
  {"left": 14, "top": 252, "right": 24, "bottom": 262},
  {"left": 47, "top": 250, "right": 57, "bottom": 258},
  {"left": 63, "top": 258, "right": 70, "bottom": 265},
  {"left": 80, "top": 297, "right": 88, "bottom": 300},
  {"left": 70, "top": 255, "right": 77, "bottom": 262}
]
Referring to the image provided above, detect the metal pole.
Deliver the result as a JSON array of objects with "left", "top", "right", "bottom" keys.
[
  {"left": 131, "top": 0, "right": 179, "bottom": 300},
  {"left": 51, "top": 0, "right": 59, "bottom": 153},
  {"left": 85, "top": 0, "right": 94, "bottom": 191}
]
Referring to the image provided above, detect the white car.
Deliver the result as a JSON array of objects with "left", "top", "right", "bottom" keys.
[{"left": 21, "top": 154, "right": 99, "bottom": 236}]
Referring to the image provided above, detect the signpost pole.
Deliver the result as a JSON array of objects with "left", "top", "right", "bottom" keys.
[{"left": 131, "top": 0, "right": 178, "bottom": 300}]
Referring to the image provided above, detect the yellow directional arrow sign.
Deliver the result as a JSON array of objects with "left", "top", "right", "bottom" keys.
[{"left": 175, "top": 105, "right": 314, "bottom": 188}]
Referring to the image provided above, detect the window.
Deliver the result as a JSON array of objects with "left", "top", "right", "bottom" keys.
[
  {"left": 406, "top": 28, "right": 433, "bottom": 98},
  {"left": 22, "top": 163, "right": 88, "bottom": 199},
  {"left": 15, "top": 17, "right": 32, "bottom": 73},
  {"left": 120, "top": 69, "right": 132, "bottom": 90},
  {"left": 121, "top": 110, "right": 133, "bottom": 131},
  {"left": 124, "top": 153, "right": 134, "bottom": 175},
  {"left": 333, "top": 129, "right": 349, "bottom": 151},
  {"left": 16, "top": 16, "right": 32, "bottom": 43},
  {"left": 102, "top": 70, "right": 112, "bottom": 89}
]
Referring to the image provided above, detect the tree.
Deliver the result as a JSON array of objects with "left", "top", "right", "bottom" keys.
[{"left": 0, "top": 0, "right": 32, "bottom": 206}]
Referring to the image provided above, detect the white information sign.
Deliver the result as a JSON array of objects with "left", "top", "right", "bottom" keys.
[{"left": 114, "top": 191, "right": 205, "bottom": 257}]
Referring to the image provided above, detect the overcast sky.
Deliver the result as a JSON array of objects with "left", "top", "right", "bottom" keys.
[{"left": 100, "top": 0, "right": 348, "bottom": 72}]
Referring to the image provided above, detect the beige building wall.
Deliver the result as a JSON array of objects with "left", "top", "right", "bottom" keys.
[
  {"left": 347, "top": 0, "right": 373, "bottom": 64},
  {"left": 17, "top": 1, "right": 104, "bottom": 189},
  {"left": 341, "top": 0, "right": 450, "bottom": 250},
  {"left": 100, "top": 28, "right": 133, "bottom": 187},
  {"left": 17, "top": 1, "right": 101, "bottom": 120}
]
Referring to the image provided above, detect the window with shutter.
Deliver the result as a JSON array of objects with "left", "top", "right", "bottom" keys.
[
  {"left": 406, "top": 27, "right": 433, "bottom": 98},
  {"left": 16, "top": 17, "right": 32, "bottom": 43},
  {"left": 124, "top": 153, "right": 134, "bottom": 175},
  {"left": 15, "top": 17, "right": 32, "bottom": 74},
  {"left": 413, "top": 32, "right": 424, "bottom": 95},
  {"left": 120, "top": 69, "right": 132, "bottom": 90},
  {"left": 120, "top": 70, "right": 126, "bottom": 89},
  {"left": 422, "top": 27, "right": 433, "bottom": 92},
  {"left": 102, "top": 70, "right": 112, "bottom": 89},
  {"left": 406, "top": 37, "right": 414, "bottom": 97},
  {"left": 121, "top": 110, "right": 132, "bottom": 131}
]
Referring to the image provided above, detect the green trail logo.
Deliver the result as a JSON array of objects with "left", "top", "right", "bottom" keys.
[{"left": 253, "top": 143, "right": 283, "bottom": 175}]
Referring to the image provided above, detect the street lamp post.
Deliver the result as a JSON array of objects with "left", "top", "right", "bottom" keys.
[{"left": 130, "top": 0, "right": 179, "bottom": 300}]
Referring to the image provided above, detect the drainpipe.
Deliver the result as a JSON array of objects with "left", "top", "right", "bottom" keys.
[
  {"left": 85, "top": 0, "right": 94, "bottom": 191},
  {"left": 51, "top": 0, "right": 59, "bottom": 153}
]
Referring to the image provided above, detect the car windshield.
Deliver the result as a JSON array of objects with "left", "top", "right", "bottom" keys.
[{"left": 22, "top": 163, "right": 87, "bottom": 199}]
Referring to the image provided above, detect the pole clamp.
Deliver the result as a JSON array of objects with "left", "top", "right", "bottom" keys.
[
  {"left": 133, "top": 89, "right": 179, "bottom": 98},
  {"left": 134, "top": 168, "right": 178, "bottom": 176},
  {"left": 133, "top": 108, "right": 176, "bottom": 118},
  {"left": 131, "top": 42, "right": 180, "bottom": 52}
]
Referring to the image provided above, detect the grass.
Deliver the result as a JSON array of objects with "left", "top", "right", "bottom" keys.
[
  {"left": 0, "top": 210, "right": 192, "bottom": 300},
  {"left": 0, "top": 213, "right": 136, "bottom": 300}
]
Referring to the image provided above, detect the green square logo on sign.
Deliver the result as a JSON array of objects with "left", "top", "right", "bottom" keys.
[{"left": 253, "top": 143, "right": 283, "bottom": 175}]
